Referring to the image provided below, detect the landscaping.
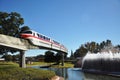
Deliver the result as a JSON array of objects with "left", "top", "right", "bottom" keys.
[
  {"left": 0, "top": 61, "right": 73, "bottom": 80},
  {"left": 0, "top": 62, "right": 55, "bottom": 80}
]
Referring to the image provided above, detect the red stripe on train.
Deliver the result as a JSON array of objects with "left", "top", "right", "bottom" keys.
[{"left": 20, "top": 34, "right": 61, "bottom": 46}]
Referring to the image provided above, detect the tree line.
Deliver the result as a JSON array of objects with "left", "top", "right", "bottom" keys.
[
  {"left": 2, "top": 51, "right": 65, "bottom": 64},
  {"left": 73, "top": 39, "right": 120, "bottom": 58},
  {"left": 2, "top": 54, "right": 20, "bottom": 62}
]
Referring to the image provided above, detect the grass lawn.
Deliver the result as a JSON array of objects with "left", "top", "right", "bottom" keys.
[
  {"left": 27, "top": 61, "right": 74, "bottom": 68},
  {"left": 0, "top": 62, "right": 55, "bottom": 80},
  {"left": 27, "top": 62, "right": 49, "bottom": 66}
]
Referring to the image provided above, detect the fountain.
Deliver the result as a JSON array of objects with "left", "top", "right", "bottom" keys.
[{"left": 82, "top": 51, "right": 120, "bottom": 74}]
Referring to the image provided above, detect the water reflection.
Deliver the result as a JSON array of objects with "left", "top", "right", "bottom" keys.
[
  {"left": 48, "top": 68, "right": 68, "bottom": 79},
  {"left": 84, "top": 73, "right": 120, "bottom": 80},
  {"left": 67, "top": 68, "right": 84, "bottom": 80},
  {"left": 32, "top": 66, "right": 120, "bottom": 80}
]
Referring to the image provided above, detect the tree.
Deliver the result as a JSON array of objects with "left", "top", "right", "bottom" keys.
[
  {"left": 44, "top": 51, "right": 55, "bottom": 63},
  {"left": 85, "top": 42, "right": 90, "bottom": 51},
  {"left": 19, "top": 26, "right": 30, "bottom": 33},
  {"left": 70, "top": 50, "right": 74, "bottom": 59},
  {"left": 0, "top": 12, "right": 30, "bottom": 55},
  {"left": 90, "top": 42, "right": 96, "bottom": 53},
  {"left": 12, "top": 54, "right": 20, "bottom": 61},
  {"left": 0, "top": 46, "right": 18, "bottom": 55},
  {"left": 100, "top": 41, "right": 105, "bottom": 50},
  {"left": 106, "top": 39, "right": 112, "bottom": 46},
  {"left": 116, "top": 45, "right": 120, "bottom": 48},
  {"left": 35, "top": 54, "right": 44, "bottom": 61},
  {"left": 84, "top": 42, "right": 98, "bottom": 53},
  {"left": 74, "top": 45, "right": 88, "bottom": 58},
  {"left": 0, "top": 12, "right": 24, "bottom": 55},
  {"left": 94, "top": 43, "right": 100, "bottom": 53},
  {"left": 2, "top": 54, "right": 13, "bottom": 61},
  {"left": 0, "top": 12, "right": 24, "bottom": 37},
  {"left": 79, "top": 45, "right": 88, "bottom": 56},
  {"left": 54, "top": 52, "right": 62, "bottom": 64}
]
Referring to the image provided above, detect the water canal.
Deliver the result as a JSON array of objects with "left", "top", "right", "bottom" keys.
[{"left": 32, "top": 66, "right": 120, "bottom": 80}]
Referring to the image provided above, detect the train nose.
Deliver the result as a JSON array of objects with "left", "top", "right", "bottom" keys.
[{"left": 20, "top": 34, "right": 29, "bottom": 38}]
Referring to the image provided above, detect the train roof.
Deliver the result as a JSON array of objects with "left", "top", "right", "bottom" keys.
[{"left": 24, "top": 30, "right": 51, "bottom": 38}]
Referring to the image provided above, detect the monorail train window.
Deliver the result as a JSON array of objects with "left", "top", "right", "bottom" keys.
[
  {"left": 37, "top": 34, "right": 40, "bottom": 37},
  {"left": 48, "top": 38, "right": 50, "bottom": 41},
  {"left": 45, "top": 37, "right": 50, "bottom": 41},
  {"left": 43, "top": 36, "right": 45, "bottom": 39},
  {"left": 22, "top": 31, "right": 32, "bottom": 34},
  {"left": 38, "top": 34, "right": 42, "bottom": 38},
  {"left": 40, "top": 35, "right": 43, "bottom": 38},
  {"left": 33, "top": 33, "right": 35, "bottom": 36},
  {"left": 45, "top": 37, "right": 47, "bottom": 40}
]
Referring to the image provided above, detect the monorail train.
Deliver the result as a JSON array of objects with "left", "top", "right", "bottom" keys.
[{"left": 20, "top": 30, "right": 67, "bottom": 53}]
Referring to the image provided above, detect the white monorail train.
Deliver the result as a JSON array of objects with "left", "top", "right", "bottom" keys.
[{"left": 20, "top": 30, "right": 67, "bottom": 53}]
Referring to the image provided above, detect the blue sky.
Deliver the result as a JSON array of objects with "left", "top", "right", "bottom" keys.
[{"left": 0, "top": 0, "right": 120, "bottom": 57}]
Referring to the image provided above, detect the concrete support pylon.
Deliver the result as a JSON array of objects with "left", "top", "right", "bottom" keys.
[
  {"left": 61, "top": 53, "right": 64, "bottom": 66},
  {"left": 19, "top": 51, "right": 26, "bottom": 68}
]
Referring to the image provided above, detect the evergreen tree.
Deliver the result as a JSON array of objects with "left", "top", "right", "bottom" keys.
[
  {"left": 74, "top": 45, "right": 88, "bottom": 58},
  {"left": 70, "top": 50, "right": 74, "bottom": 59}
]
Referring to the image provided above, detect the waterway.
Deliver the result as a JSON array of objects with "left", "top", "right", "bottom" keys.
[{"left": 32, "top": 66, "right": 120, "bottom": 80}]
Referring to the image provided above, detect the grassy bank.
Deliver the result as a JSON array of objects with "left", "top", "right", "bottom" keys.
[
  {"left": 0, "top": 62, "right": 55, "bottom": 80},
  {"left": 27, "top": 62, "right": 74, "bottom": 68},
  {"left": 27, "top": 62, "right": 49, "bottom": 66},
  {"left": 51, "top": 62, "right": 74, "bottom": 68}
]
